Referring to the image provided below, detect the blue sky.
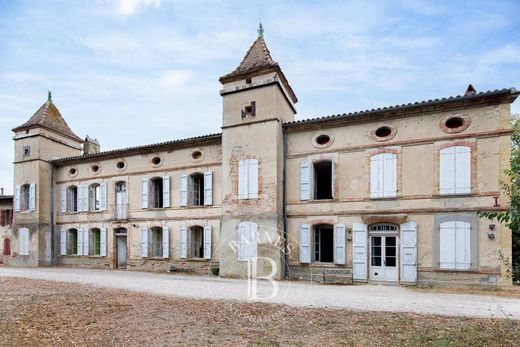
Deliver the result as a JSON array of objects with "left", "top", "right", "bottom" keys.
[{"left": 0, "top": 0, "right": 519, "bottom": 194}]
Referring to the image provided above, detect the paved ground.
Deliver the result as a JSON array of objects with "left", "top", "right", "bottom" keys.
[{"left": 1, "top": 267, "right": 520, "bottom": 319}]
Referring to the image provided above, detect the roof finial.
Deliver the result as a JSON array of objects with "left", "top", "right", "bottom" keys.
[
  {"left": 257, "top": 22, "right": 264, "bottom": 37},
  {"left": 47, "top": 90, "right": 52, "bottom": 103}
]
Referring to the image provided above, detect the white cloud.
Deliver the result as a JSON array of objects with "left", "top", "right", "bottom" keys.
[
  {"left": 156, "top": 69, "right": 193, "bottom": 91},
  {"left": 115, "top": 0, "right": 161, "bottom": 16}
]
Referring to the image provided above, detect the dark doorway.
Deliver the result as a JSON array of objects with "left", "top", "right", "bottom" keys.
[{"left": 314, "top": 224, "right": 334, "bottom": 262}]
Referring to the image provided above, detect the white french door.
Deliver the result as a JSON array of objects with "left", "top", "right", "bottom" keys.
[{"left": 370, "top": 236, "right": 398, "bottom": 282}]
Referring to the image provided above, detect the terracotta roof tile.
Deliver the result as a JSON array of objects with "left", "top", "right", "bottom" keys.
[{"left": 13, "top": 99, "right": 82, "bottom": 142}]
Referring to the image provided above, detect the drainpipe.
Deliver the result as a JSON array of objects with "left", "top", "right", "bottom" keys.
[
  {"left": 282, "top": 126, "right": 289, "bottom": 279},
  {"left": 50, "top": 165, "right": 55, "bottom": 266}
]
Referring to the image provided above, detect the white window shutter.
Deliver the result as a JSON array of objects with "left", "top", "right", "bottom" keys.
[
  {"left": 370, "top": 155, "right": 383, "bottom": 198},
  {"left": 400, "top": 221, "right": 417, "bottom": 283},
  {"left": 162, "top": 226, "right": 169, "bottom": 258},
  {"left": 204, "top": 171, "right": 213, "bottom": 205},
  {"left": 179, "top": 226, "right": 187, "bottom": 258},
  {"left": 180, "top": 174, "right": 188, "bottom": 207},
  {"left": 19, "top": 228, "right": 29, "bottom": 255},
  {"left": 249, "top": 222, "right": 258, "bottom": 259},
  {"left": 14, "top": 185, "right": 21, "bottom": 211},
  {"left": 99, "top": 182, "right": 107, "bottom": 211},
  {"left": 440, "top": 147, "right": 456, "bottom": 194},
  {"left": 352, "top": 223, "right": 368, "bottom": 281},
  {"left": 60, "top": 187, "right": 67, "bottom": 213},
  {"left": 455, "top": 221, "right": 471, "bottom": 269},
  {"left": 141, "top": 227, "right": 148, "bottom": 257},
  {"left": 383, "top": 153, "right": 397, "bottom": 197},
  {"left": 300, "top": 161, "right": 311, "bottom": 201},
  {"left": 248, "top": 159, "right": 259, "bottom": 199},
  {"left": 163, "top": 176, "right": 170, "bottom": 208},
  {"left": 60, "top": 229, "right": 67, "bottom": 256},
  {"left": 141, "top": 179, "right": 149, "bottom": 209},
  {"left": 237, "top": 222, "right": 247, "bottom": 261},
  {"left": 77, "top": 186, "right": 83, "bottom": 212},
  {"left": 455, "top": 146, "right": 471, "bottom": 194},
  {"left": 238, "top": 160, "right": 249, "bottom": 199},
  {"left": 237, "top": 222, "right": 257, "bottom": 261},
  {"left": 83, "top": 229, "right": 89, "bottom": 256},
  {"left": 203, "top": 225, "right": 212, "bottom": 259},
  {"left": 82, "top": 185, "right": 89, "bottom": 212},
  {"left": 334, "top": 223, "right": 346, "bottom": 265},
  {"left": 77, "top": 228, "right": 84, "bottom": 256},
  {"left": 299, "top": 223, "right": 311, "bottom": 263},
  {"left": 100, "top": 228, "right": 107, "bottom": 257},
  {"left": 439, "top": 221, "right": 456, "bottom": 269},
  {"left": 29, "top": 183, "right": 36, "bottom": 211}
]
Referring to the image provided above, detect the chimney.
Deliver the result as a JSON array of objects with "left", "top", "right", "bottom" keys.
[
  {"left": 0, "top": 188, "right": 3, "bottom": 196},
  {"left": 83, "top": 135, "right": 101, "bottom": 155},
  {"left": 464, "top": 84, "right": 477, "bottom": 96}
]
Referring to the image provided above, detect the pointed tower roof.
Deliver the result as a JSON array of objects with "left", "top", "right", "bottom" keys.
[
  {"left": 12, "top": 92, "right": 83, "bottom": 142},
  {"left": 219, "top": 24, "right": 297, "bottom": 103}
]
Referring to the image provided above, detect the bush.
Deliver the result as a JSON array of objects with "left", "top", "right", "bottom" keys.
[{"left": 210, "top": 267, "right": 219, "bottom": 276}]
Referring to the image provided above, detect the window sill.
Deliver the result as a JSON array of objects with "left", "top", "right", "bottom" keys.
[
  {"left": 184, "top": 258, "right": 209, "bottom": 262},
  {"left": 435, "top": 268, "right": 476, "bottom": 274},
  {"left": 310, "top": 262, "right": 346, "bottom": 267},
  {"left": 436, "top": 193, "right": 472, "bottom": 197},
  {"left": 369, "top": 196, "right": 398, "bottom": 200},
  {"left": 145, "top": 257, "right": 168, "bottom": 260}
]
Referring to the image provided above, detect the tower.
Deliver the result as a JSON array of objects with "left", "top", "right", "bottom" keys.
[
  {"left": 219, "top": 25, "right": 298, "bottom": 279},
  {"left": 11, "top": 92, "right": 83, "bottom": 266}
]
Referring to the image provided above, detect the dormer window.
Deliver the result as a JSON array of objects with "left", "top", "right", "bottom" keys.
[{"left": 241, "top": 101, "right": 256, "bottom": 118}]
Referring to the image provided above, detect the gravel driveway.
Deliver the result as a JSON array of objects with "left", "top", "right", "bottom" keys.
[{"left": 1, "top": 267, "right": 519, "bottom": 319}]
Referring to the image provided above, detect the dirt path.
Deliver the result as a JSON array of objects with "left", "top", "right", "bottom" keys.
[{"left": 1, "top": 267, "right": 520, "bottom": 319}]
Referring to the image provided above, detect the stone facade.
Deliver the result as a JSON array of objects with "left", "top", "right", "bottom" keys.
[{"left": 7, "top": 30, "right": 519, "bottom": 286}]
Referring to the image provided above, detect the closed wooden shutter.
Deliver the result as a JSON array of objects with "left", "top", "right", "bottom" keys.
[
  {"left": 204, "top": 225, "right": 212, "bottom": 259},
  {"left": 19, "top": 228, "right": 29, "bottom": 255},
  {"left": 400, "top": 221, "right": 417, "bottom": 283},
  {"left": 77, "top": 185, "right": 83, "bottom": 212},
  {"left": 77, "top": 228, "right": 84, "bottom": 256},
  {"left": 82, "top": 185, "right": 89, "bottom": 212},
  {"left": 383, "top": 153, "right": 397, "bottom": 197},
  {"left": 0, "top": 210, "right": 4, "bottom": 226},
  {"left": 162, "top": 226, "right": 169, "bottom": 258},
  {"left": 440, "top": 147, "right": 456, "bottom": 194},
  {"left": 100, "top": 228, "right": 107, "bottom": 257},
  {"left": 29, "top": 183, "right": 36, "bottom": 211},
  {"left": 300, "top": 161, "right": 311, "bottom": 200},
  {"left": 14, "top": 185, "right": 20, "bottom": 211},
  {"left": 237, "top": 222, "right": 257, "bottom": 261},
  {"left": 299, "top": 223, "right": 311, "bottom": 263},
  {"left": 334, "top": 223, "right": 346, "bottom": 265},
  {"left": 204, "top": 171, "right": 213, "bottom": 205},
  {"left": 141, "top": 179, "right": 149, "bottom": 209},
  {"left": 352, "top": 223, "right": 368, "bottom": 281},
  {"left": 439, "top": 221, "right": 456, "bottom": 269},
  {"left": 455, "top": 146, "right": 471, "bottom": 194},
  {"left": 455, "top": 221, "right": 471, "bottom": 269},
  {"left": 180, "top": 174, "right": 188, "bottom": 207},
  {"left": 60, "top": 187, "right": 67, "bottom": 213},
  {"left": 99, "top": 182, "right": 107, "bottom": 211},
  {"left": 162, "top": 176, "right": 170, "bottom": 208},
  {"left": 238, "top": 160, "right": 249, "bottom": 199},
  {"left": 370, "top": 155, "right": 383, "bottom": 198},
  {"left": 141, "top": 227, "right": 148, "bottom": 257},
  {"left": 179, "top": 226, "right": 187, "bottom": 258},
  {"left": 83, "top": 229, "right": 89, "bottom": 256},
  {"left": 60, "top": 229, "right": 66, "bottom": 256},
  {"left": 248, "top": 159, "right": 259, "bottom": 199}
]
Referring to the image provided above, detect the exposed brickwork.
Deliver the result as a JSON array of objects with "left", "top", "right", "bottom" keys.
[{"left": 433, "top": 140, "right": 477, "bottom": 195}]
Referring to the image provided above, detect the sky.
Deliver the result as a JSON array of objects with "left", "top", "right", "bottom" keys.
[{"left": 0, "top": 0, "right": 519, "bottom": 195}]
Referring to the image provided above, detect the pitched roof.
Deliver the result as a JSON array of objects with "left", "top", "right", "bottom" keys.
[
  {"left": 12, "top": 95, "right": 83, "bottom": 142},
  {"left": 219, "top": 35, "right": 278, "bottom": 83},
  {"left": 284, "top": 87, "right": 519, "bottom": 130}
]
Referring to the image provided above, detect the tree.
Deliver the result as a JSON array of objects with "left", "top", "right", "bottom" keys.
[{"left": 479, "top": 114, "right": 519, "bottom": 280}]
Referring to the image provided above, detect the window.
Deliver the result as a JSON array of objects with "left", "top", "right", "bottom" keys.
[
  {"left": 89, "top": 184, "right": 101, "bottom": 211},
  {"left": 237, "top": 221, "right": 258, "bottom": 261},
  {"left": 23, "top": 145, "right": 30, "bottom": 158},
  {"left": 439, "top": 221, "right": 471, "bottom": 270},
  {"left": 150, "top": 178, "right": 163, "bottom": 208},
  {"left": 241, "top": 101, "right": 256, "bottom": 118},
  {"left": 20, "top": 184, "right": 30, "bottom": 211},
  {"left": 190, "top": 226, "right": 204, "bottom": 258},
  {"left": 1, "top": 209, "right": 13, "bottom": 226},
  {"left": 189, "top": 174, "right": 204, "bottom": 206},
  {"left": 314, "top": 161, "right": 333, "bottom": 200},
  {"left": 3, "top": 237, "right": 10, "bottom": 255},
  {"left": 238, "top": 159, "right": 259, "bottom": 199},
  {"left": 18, "top": 228, "right": 29, "bottom": 255},
  {"left": 67, "top": 229, "right": 79, "bottom": 255},
  {"left": 150, "top": 227, "right": 163, "bottom": 258},
  {"left": 91, "top": 228, "right": 101, "bottom": 256},
  {"left": 67, "top": 186, "right": 78, "bottom": 212},
  {"left": 439, "top": 146, "right": 471, "bottom": 195},
  {"left": 314, "top": 224, "right": 334, "bottom": 262},
  {"left": 370, "top": 153, "right": 397, "bottom": 198}
]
